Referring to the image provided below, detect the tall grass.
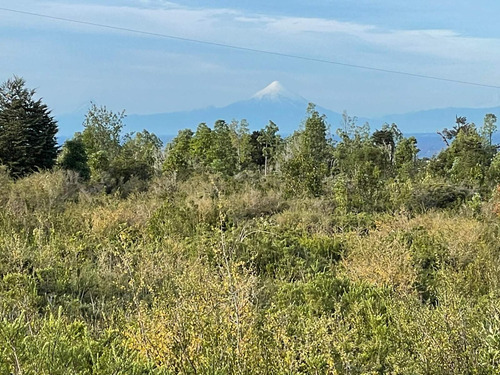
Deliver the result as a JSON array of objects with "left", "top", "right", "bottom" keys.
[{"left": 1, "top": 169, "right": 500, "bottom": 373}]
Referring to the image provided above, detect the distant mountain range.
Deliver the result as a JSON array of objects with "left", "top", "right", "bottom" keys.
[
  {"left": 126, "top": 81, "right": 335, "bottom": 136},
  {"left": 56, "top": 81, "right": 500, "bottom": 157}
]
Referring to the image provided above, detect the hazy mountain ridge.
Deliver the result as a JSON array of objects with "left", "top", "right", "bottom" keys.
[
  {"left": 55, "top": 81, "right": 500, "bottom": 157},
  {"left": 56, "top": 81, "right": 341, "bottom": 136},
  {"left": 373, "top": 106, "right": 500, "bottom": 133},
  {"left": 122, "top": 81, "right": 343, "bottom": 136}
]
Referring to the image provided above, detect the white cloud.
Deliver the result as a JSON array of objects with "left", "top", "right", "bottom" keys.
[
  {"left": 266, "top": 16, "right": 376, "bottom": 35},
  {"left": 3, "top": 0, "right": 500, "bottom": 115},
  {"left": 10, "top": 0, "right": 498, "bottom": 66}
]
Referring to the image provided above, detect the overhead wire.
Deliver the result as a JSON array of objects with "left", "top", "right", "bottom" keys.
[{"left": 1, "top": 6, "right": 499, "bottom": 90}]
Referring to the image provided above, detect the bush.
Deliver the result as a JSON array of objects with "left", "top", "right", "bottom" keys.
[{"left": 409, "top": 182, "right": 471, "bottom": 211}]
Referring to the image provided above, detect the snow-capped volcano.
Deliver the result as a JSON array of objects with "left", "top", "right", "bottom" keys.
[
  {"left": 251, "top": 81, "right": 306, "bottom": 103},
  {"left": 57, "top": 81, "right": 341, "bottom": 136}
]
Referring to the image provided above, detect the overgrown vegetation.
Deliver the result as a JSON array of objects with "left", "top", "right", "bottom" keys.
[{"left": 1, "top": 77, "right": 500, "bottom": 373}]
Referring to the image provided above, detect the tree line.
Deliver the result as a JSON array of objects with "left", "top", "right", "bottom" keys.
[{"left": 1, "top": 76, "right": 499, "bottom": 210}]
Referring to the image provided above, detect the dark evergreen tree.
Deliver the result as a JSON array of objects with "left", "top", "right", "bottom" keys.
[
  {"left": 0, "top": 76, "right": 58, "bottom": 177},
  {"left": 249, "top": 130, "right": 265, "bottom": 168}
]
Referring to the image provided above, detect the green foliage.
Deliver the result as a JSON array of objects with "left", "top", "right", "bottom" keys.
[
  {"left": 371, "top": 122, "right": 401, "bottom": 165},
  {"left": 394, "top": 136, "right": 419, "bottom": 179},
  {"left": 82, "top": 103, "right": 124, "bottom": 166},
  {"left": 229, "top": 119, "right": 253, "bottom": 171},
  {"left": 257, "top": 120, "right": 281, "bottom": 175},
  {"left": 190, "top": 122, "right": 213, "bottom": 168},
  {"left": 81, "top": 103, "right": 125, "bottom": 181},
  {"left": 302, "top": 103, "right": 330, "bottom": 165},
  {"left": 185, "top": 121, "right": 239, "bottom": 176},
  {"left": 147, "top": 199, "right": 201, "bottom": 240},
  {"left": 404, "top": 227, "right": 448, "bottom": 305},
  {"left": 80, "top": 104, "right": 162, "bottom": 193},
  {"left": 248, "top": 130, "right": 265, "bottom": 167},
  {"left": 210, "top": 120, "right": 238, "bottom": 175},
  {"left": 409, "top": 181, "right": 471, "bottom": 211},
  {"left": 481, "top": 113, "right": 497, "bottom": 146},
  {"left": 282, "top": 104, "right": 331, "bottom": 196},
  {"left": 58, "top": 135, "right": 90, "bottom": 180},
  {"left": 163, "top": 129, "right": 194, "bottom": 180},
  {"left": 437, "top": 115, "right": 471, "bottom": 145},
  {"left": 431, "top": 122, "right": 491, "bottom": 188},
  {"left": 111, "top": 130, "right": 163, "bottom": 185},
  {"left": 448, "top": 126, "right": 490, "bottom": 186},
  {"left": 487, "top": 152, "right": 500, "bottom": 184},
  {"left": 0, "top": 311, "right": 156, "bottom": 374},
  {"left": 333, "top": 134, "right": 389, "bottom": 211},
  {"left": 2, "top": 168, "right": 500, "bottom": 373},
  {"left": 234, "top": 224, "right": 344, "bottom": 278},
  {"left": 337, "top": 110, "right": 370, "bottom": 141},
  {"left": 0, "top": 76, "right": 58, "bottom": 177}
]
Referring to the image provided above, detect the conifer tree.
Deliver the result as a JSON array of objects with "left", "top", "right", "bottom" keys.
[{"left": 0, "top": 76, "right": 58, "bottom": 177}]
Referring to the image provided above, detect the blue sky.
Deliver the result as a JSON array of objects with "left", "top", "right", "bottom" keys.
[{"left": 1, "top": 0, "right": 500, "bottom": 117}]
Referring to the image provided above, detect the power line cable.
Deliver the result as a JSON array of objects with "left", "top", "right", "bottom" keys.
[{"left": 1, "top": 6, "right": 500, "bottom": 90}]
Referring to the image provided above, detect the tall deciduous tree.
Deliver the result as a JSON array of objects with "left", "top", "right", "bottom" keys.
[
  {"left": 431, "top": 121, "right": 491, "bottom": 187},
  {"left": 163, "top": 129, "right": 194, "bottom": 180},
  {"left": 0, "top": 76, "right": 58, "bottom": 177},
  {"left": 229, "top": 119, "right": 252, "bottom": 171},
  {"left": 211, "top": 120, "right": 238, "bottom": 176},
  {"left": 481, "top": 113, "right": 497, "bottom": 147},
  {"left": 257, "top": 120, "right": 281, "bottom": 175},
  {"left": 302, "top": 104, "right": 329, "bottom": 164},
  {"left": 448, "top": 125, "right": 490, "bottom": 187},
  {"left": 191, "top": 123, "right": 213, "bottom": 170},
  {"left": 283, "top": 104, "right": 330, "bottom": 196},
  {"left": 81, "top": 103, "right": 125, "bottom": 180},
  {"left": 394, "top": 136, "right": 419, "bottom": 179},
  {"left": 113, "top": 129, "right": 163, "bottom": 182}
]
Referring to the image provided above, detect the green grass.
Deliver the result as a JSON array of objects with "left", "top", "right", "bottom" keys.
[{"left": 1, "top": 169, "right": 500, "bottom": 374}]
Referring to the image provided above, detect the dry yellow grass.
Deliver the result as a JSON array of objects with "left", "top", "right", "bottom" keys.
[{"left": 342, "top": 214, "right": 416, "bottom": 293}]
